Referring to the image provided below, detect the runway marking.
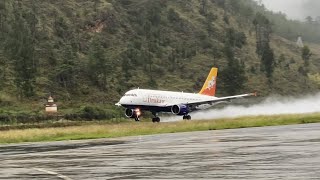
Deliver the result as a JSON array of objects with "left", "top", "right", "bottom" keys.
[
  {"left": 105, "top": 174, "right": 139, "bottom": 179},
  {"left": 33, "top": 168, "right": 73, "bottom": 180}
]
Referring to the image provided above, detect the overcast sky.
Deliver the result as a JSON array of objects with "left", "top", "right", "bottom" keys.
[{"left": 259, "top": 0, "right": 320, "bottom": 21}]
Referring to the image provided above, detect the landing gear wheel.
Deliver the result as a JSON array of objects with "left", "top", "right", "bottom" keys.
[
  {"left": 152, "top": 117, "right": 160, "bottom": 123},
  {"left": 151, "top": 112, "right": 160, "bottom": 123},
  {"left": 183, "top": 115, "right": 191, "bottom": 120}
]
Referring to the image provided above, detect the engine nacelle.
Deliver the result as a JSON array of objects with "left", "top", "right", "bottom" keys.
[
  {"left": 171, "top": 104, "right": 189, "bottom": 116},
  {"left": 125, "top": 108, "right": 140, "bottom": 118}
]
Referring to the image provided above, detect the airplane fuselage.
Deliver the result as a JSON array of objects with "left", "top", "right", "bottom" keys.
[{"left": 118, "top": 89, "right": 217, "bottom": 113}]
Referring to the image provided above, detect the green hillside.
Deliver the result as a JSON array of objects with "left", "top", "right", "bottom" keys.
[{"left": 0, "top": 0, "right": 319, "bottom": 118}]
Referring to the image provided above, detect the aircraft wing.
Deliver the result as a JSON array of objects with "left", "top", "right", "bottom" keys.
[{"left": 187, "top": 92, "right": 257, "bottom": 107}]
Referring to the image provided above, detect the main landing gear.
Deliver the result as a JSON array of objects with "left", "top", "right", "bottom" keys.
[
  {"left": 183, "top": 115, "right": 191, "bottom": 120},
  {"left": 152, "top": 112, "right": 160, "bottom": 123},
  {"left": 134, "top": 117, "right": 140, "bottom": 122}
]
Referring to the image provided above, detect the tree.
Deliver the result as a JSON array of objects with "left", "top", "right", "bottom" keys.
[
  {"left": 167, "top": 8, "right": 180, "bottom": 22},
  {"left": 220, "top": 43, "right": 246, "bottom": 95},
  {"left": 200, "top": 0, "right": 208, "bottom": 16},
  {"left": 6, "top": 3, "right": 38, "bottom": 98},
  {"left": 88, "top": 37, "right": 112, "bottom": 90},
  {"left": 56, "top": 45, "right": 77, "bottom": 90},
  {"left": 214, "top": 0, "right": 225, "bottom": 8},
  {"left": 226, "top": 28, "right": 246, "bottom": 48},
  {"left": 228, "top": 0, "right": 241, "bottom": 14},
  {"left": 253, "top": 13, "right": 272, "bottom": 56},
  {"left": 261, "top": 44, "right": 275, "bottom": 78},
  {"left": 94, "top": 0, "right": 99, "bottom": 12},
  {"left": 278, "top": 54, "right": 285, "bottom": 67},
  {"left": 306, "top": 16, "right": 313, "bottom": 24},
  {"left": 253, "top": 13, "right": 275, "bottom": 78},
  {"left": 147, "top": 2, "right": 162, "bottom": 26},
  {"left": 0, "top": 0, "right": 7, "bottom": 31},
  {"left": 301, "top": 45, "right": 312, "bottom": 67},
  {"left": 0, "top": 0, "right": 8, "bottom": 88}
]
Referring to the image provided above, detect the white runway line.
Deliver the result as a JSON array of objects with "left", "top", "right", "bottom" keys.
[
  {"left": 105, "top": 174, "right": 140, "bottom": 179},
  {"left": 33, "top": 168, "right": 73, "bottom": 180}
]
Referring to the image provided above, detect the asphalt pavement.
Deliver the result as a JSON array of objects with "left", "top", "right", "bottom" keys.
[{"left": 1, "top": 123, "right": 320, "bottom": 179}]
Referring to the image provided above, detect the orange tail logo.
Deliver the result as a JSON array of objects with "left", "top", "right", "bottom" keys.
[{"left": 199, "top": 68, "right": 218, "bottom": 96}]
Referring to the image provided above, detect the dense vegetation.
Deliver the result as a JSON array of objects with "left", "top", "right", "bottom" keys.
[{"left": 0, "top": 0, "right": 319, "bottom": 120}]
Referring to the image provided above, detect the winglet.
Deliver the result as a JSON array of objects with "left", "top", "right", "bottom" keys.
[{"left": 199, "top": 67, "right": 218, "bottom": 96}]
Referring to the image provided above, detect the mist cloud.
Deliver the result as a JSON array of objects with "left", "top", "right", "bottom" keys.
[
  {"left": 162, "top": 92, "right": 320, "bottom": 122},
  {"left": 260, "top": 0, "right": 320, "bottom": 21},
  {"left": 301, "top": 0, "right": 320, "bottom": 18}
]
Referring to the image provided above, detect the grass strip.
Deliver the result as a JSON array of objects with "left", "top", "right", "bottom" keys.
[
  {"left": 0, "top": 118, "right": 128, "bottom": 131},
  {"left": 0, "top": 113, "right": 320, "bottom": 144}
]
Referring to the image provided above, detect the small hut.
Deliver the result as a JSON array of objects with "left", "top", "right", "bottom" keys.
[{"left": 45, "top": 96, "right": 58, "bottom": 113}]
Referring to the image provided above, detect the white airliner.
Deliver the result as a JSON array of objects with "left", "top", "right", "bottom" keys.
[{"left": 116, "top": 67, "right": 256, "bottom": 122}]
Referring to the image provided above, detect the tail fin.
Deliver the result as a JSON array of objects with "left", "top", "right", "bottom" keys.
[{"left": 199, "top": 67, "right": 218, "bottom": 96}]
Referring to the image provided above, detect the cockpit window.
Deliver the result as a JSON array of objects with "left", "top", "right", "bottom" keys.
[{"left": 124, "top": 93, "right": 137, "bottom": 97}]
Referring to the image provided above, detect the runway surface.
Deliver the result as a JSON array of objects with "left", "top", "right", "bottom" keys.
[{"left": 1, "top": 123, "right": 320, "bottom": 179}]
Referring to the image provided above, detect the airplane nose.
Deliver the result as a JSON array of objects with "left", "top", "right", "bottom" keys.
[
  {"left": 120, "top": 96, "right": 127, "bottom": 104},
  {"left": 115, "top": 97, "right": 125, "bottom": 106}
]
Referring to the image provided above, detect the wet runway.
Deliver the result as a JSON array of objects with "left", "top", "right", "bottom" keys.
[{"left": 1, "top": 123, "right": 320, "bottom": 179}]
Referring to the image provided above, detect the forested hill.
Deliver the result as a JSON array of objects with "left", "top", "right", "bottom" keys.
[{"left": 0, "top": 0, "right": 319, "bottom": 108}]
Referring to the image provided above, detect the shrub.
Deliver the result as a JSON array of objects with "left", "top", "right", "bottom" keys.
[{"left": 74, "top": 105, "right": 120, "bottom": 120}]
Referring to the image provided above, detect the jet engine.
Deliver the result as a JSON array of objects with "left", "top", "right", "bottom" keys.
[
  {"left": 125, "top": 108, "right": 140, "bottom": 118},
  {"left": 171, "top": 104, "right": 189, "bottom": 116}
]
